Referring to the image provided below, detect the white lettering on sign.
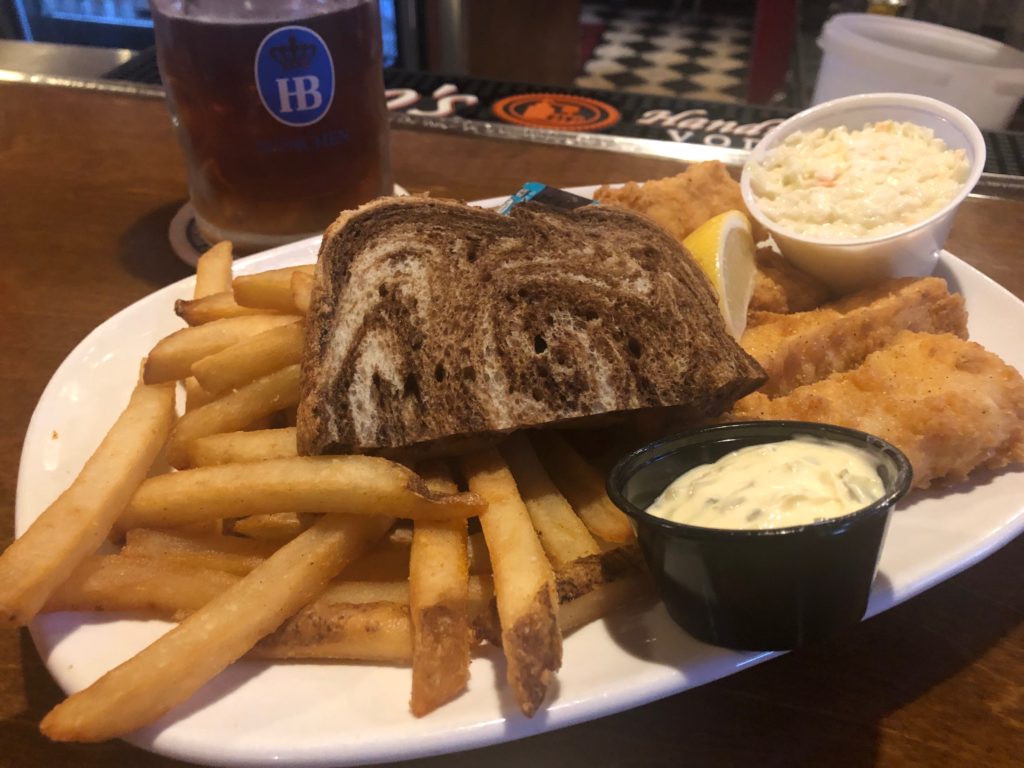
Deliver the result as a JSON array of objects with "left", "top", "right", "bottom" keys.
[
  {"left": 636, "top": 108, "right": 707, "bottom": 128},
  {"left": 276, "top": 76, "right": 324, "bottom": 114},
  {"left": 635, "top": 109, "right": 672, "bottom": 126},
  {"left": 704, "top": 119, "right": 739, "bottom": 133},
  {"left": 408, "top": 84, "right": 480, "bottom": 117},
  {"left": 663, "top": 128, "right": 768, "bottom": 150},
  {"left": 678, "top": 115, "right": 709, "bottom": 130},
  {"left": 386, "top": 88, "right": 420, "bottom": 110},
  {"left": 637, "top": 108, "right": 785, "bottom": 138},
  {"left": 703, "top": 134, "right": 732, "bottom": 147},
  {"left": 386, "top": 84, "right": 479, "bottom": 116}
]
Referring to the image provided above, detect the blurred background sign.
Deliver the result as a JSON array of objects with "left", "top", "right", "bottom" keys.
[{"left": 2, "top": 2, "right": 1022, "bottom": 146}]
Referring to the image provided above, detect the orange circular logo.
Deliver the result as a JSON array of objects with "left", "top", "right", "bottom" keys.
[{"left": 492, "top": 93, "right": 620, "bottom": 132}]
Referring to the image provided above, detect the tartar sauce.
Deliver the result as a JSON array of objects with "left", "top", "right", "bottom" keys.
[
  {"left": 749, "top": 120, "right": 969, "bottom": 240},
  {"left": 646, "top": 437, "right": 885, "bottom": 530}
]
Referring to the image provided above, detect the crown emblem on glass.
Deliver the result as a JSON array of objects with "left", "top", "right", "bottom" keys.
[{"left": 270, "top": 35, "right": 316, "bottom": 70}]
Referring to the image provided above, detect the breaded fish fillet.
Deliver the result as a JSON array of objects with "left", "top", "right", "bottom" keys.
[
  {"left": 742, "top": 277, "right": 968, "bottom": 397},
  {"left": 595, "top": 164, "right": 830, "bottom": 314},
  {"left": 749, "top": 245, "right": 832, "bottom": 314},
  {"left": 595, "top": 161, "right": 753, "bottom": 243},
  {"left": 730, "top": 331, "right": 1024, "bottom": 488}
]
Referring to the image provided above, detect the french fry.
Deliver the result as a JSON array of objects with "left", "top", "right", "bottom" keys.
[
  {"left": 410, "top": 461, "right": 471, "bottom": 716},
  {"left": 467, "top": 531, "right": 492, "bottom": 575},
  {"left": 0, "top": 380, "right": 175, "bottom": 628},
  {"left": 188, "top": 428, "right": 298, "bottom": 466},
  {"left": 44, "top": 554, "right": 419, "bottom": 663},
  {"left": 292, "top": 270, "right": 314, "bottom": 314},
  {"left": 257, "top": 577, "right": 495, "bottom": 662},
  {"left": 170, "top": 520, "right": 224, "bottom": 536},
  {"left": 144, "top": 314, "right": 299, "bottom": 384},
  {"left": 256, "top": 601, "right": 412, "bottom": 662},
  {"left": 40, "top": 513, "right": 394, "bottom": 742},
  {"left": 166, "top": 364, "right": 302, "bottom": 468},
  {"left": 532, "top": 432, "right": 635, "bottom": 544},
  {"left": 184, "top": 376, "right": 216, "bottom": 412},
  {"left": 44, "top": 555, "right": 236, "bottom": 616},
  {"left": 502, "top": 433, "right": 601, "bottom": 567},
  {"left": 250, "top": 528, "right": 491, "bottom": 578},
  {"left": 344, "top": 537, "right": 412, "bottom": 580},
  {"left": 231, "top": 513, "right": 311, "bottom": 542},
  {"left": 46, "top": 553, "right": 419, "bottom": 618},
  {"left": 558, "top": 574, "right": 650, "bottom": 635},
  {"left": 120, "top": 529, "right": 278, "bottom": 575},
  {"left": 119, "top": 525, "right": 483, "bottom": 581},
  {"left": 417, "top": 462, "right": 458, "bottom": 496},
  {"left": 321, "top": 580, "right": 411, "bottom": 604},
  {"left": 46, "top": 555, "right": 492, "bottom": 627},
  {"left": 121, "top": 455, "right": 486, "bottom": 529},
  {"left": 468, "top": 572, "right": 647, "bottom": 645},
  {"left": 461, "top": 448, "right": 561, "bottom": 717},
  {"left": 233, "top": 265, "right": 315, "bottom": 313},
  {"left": 191, "top": 321, "right": 304, "bottom": 395},
  {"left": 175, "top": 291, "right": 289, "bottom": 326},
  {"left": 193, "top": 241, "right": 233, "bottom": 299},
  {"left": 554, "top": 545, "right": 645, "bottom": 603},
  {"left": 225, "top": 523, "right": 452, "bottom": 575},
  {"left": 45, "top": 550, "right": 635, "bottom": 663}
]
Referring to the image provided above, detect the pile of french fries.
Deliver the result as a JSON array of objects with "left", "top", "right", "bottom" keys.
[{"left": 0, "top": 241, "right": 648, "bottom": 743}]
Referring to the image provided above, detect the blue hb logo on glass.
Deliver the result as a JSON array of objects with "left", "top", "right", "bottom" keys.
[{"left": 255, "top": 25, "right": 335, "bottom": 127}]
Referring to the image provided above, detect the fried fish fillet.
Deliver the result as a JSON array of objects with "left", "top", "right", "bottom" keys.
[
  {"left": 749, "top": 245, "right": 832, "bottom": 314},
  {"left": 595, "top": 161, "right": 754, "bottom": 243},
  {"left": 742, "top": 277, "right": 968, "bottom": 397},
  {"left": 594, "top": 163, "right": 830, "bottom": 314},
  {"left": 731, "top": 331, "right": 1024, "bottom": 488}
]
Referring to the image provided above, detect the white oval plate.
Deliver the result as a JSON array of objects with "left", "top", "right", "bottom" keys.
[{"left": 16, "top": 188, "right": 1024, "bottom": 767}]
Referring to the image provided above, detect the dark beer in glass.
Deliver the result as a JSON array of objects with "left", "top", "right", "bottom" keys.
[{"left": 151, "top": 0, "right": 392, "bottom": 250}]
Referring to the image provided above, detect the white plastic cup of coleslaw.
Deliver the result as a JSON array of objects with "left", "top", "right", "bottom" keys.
[{"left": 740, "top": 93, "right": 985, "bottom": 292}]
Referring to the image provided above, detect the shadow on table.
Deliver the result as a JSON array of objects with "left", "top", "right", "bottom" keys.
[{"left": 117, "top": 202, "right": 192, "bottom": 289}]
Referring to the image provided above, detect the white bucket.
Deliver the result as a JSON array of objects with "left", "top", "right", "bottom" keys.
[{"left": 813, "top": 13, "right": 1024, "bottom": 130}]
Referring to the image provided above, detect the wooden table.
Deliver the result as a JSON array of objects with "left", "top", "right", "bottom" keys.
[{"left": 1, "top": 80, "right": 1022, "bottom": 768}]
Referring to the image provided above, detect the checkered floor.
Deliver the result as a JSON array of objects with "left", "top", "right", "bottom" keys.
[{"left": 575, "top": 3, "right": 752, "bottom": 102}]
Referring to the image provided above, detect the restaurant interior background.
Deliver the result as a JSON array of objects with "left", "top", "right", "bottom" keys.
[{"left": 1, "top": 0, "right": 1023, "bottom": 132}]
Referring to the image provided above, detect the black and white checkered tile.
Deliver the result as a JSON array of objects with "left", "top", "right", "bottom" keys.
[{"left": 576, "top": 3, "right": 752, "bottom": 102}]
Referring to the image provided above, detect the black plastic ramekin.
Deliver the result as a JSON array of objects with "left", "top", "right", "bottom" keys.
[{"left": 607, "top": 421, "right": 913, "bottom": 651}]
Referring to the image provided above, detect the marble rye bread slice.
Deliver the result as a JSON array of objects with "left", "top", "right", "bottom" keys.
[{"left": 297, "top": 196, "right": 765, "bottom": 456}]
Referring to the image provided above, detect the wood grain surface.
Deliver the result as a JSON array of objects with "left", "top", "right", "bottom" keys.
[{"left": 1, "top": 81, "right": 1022, "bottom": 768}]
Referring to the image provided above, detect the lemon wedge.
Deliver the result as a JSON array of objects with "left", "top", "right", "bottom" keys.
[{"left": 682, "top": 210, "right": 757, "bottom": 339}]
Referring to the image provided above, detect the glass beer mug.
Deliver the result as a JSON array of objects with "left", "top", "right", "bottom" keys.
[{"left": 150, "top": 0, "right": 393, "bottom": 251}]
